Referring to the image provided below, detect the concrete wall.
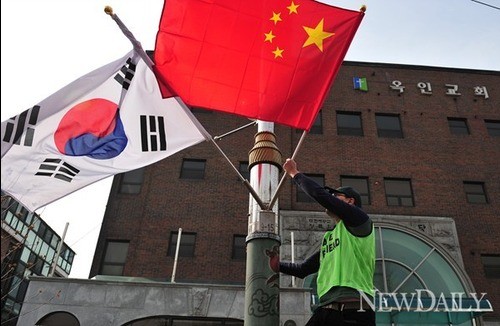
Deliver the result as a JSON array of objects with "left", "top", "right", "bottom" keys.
[{"left": 17, "top": 277, "right": 312, "bottom": 326}]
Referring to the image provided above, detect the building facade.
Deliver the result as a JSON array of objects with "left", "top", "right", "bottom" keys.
[
  {"left": 18, "top": 61, "right": 498, "bottom": 325},
  {"left": 91, "top": 62, "right": 499, "bottom": 324},
  {"left": 1, "top": 195, "right": 75, "bottom": 325}
]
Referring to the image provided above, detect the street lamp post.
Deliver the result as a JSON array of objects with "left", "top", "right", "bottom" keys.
[{"left": 244, "top": 121, "right": 282, "bottom": 326}]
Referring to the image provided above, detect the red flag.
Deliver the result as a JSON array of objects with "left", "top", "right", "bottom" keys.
[{"left": 154, "top": 0, "right": 364, "bottom": 130}]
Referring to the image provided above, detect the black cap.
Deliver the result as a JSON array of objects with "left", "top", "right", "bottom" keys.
[{"left": 324, "top": 186, "right": 362, "bottom": 208}]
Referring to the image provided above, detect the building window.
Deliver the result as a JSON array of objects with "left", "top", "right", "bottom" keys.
[
  {"left": 340, "top": 176, "right": 370, "bottom": 206},
  {"left": 168, "top": 231, "right": 196, "bottom": 257},
  {"left": 232, "top": 235, "right": 246, "bottom": 260},
  {"left": 180, "top": 159, "right": 206, "bottom": 179},
  {"left": 384, "top": 178, "right": 414, "bottom": 206},
  {"left": 375, "top": 114, "right": 403, "bottom": 138},
  {"left": 337, "top": 111, "right": 363, "bottom": 136},
  {"left": 447, "top": 117, "right": 469, "bottom": 135},
  {"left": 239, "top": 161, "right": 250, "bottom": 180},
  {"left": 296, "top": 112, "right": 323, "bottom": 134},
  {"left": 119, "top": 168, "right": 144, "bottom": 194},
  {"left": 481, "top": 254, "right": 500, "bottom": 279},
  {"left": 485, "top": 119, "right": 500, "bottom": 136},
  {"left": 100, "top": 240, "right": 129, "bottom": 276},
  {"left": 297, "top": 174, "right": 324, "bottom": 202},
  {"left": 309, "top": 111, "right": 323, "bottom": 134},
  {"left": 463, "top": 181, "right": 488, "bottom": 204}
]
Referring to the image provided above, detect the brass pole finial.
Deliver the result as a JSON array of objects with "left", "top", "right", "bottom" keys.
[{"left": 104, "top": 6, "right": 114, "bottom": 16}]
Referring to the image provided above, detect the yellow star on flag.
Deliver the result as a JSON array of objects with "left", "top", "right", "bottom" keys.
[
  {"left": 264, "top": 30, "right": 276, "bottom": 43},
  {"left": 287, "top": 1, "right": 299, "bottom": 14},
  {"left": 302, "top": 19, "right": 334, "bottom": 52},
  {"left": 270, "top": 12, "right": 282, "bottom": 25},
  {"left": 272, "top": 47, "right": 284, "bottom": 58}
]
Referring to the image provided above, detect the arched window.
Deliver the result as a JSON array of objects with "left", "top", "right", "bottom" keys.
[
  {"left": 304, "top": 223, "right": 492, "bottom": 325},
  {"left": 36, "top": 311, "right": 79, "bottom": 326}
]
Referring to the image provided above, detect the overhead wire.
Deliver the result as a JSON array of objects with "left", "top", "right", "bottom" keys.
[{"left": 471, "top": 0, "right": 500, "bottom": 10}]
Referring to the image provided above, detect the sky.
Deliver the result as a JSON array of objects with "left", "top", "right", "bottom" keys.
[{"left": 1, "top": 0, "right": 499, "bottom": 279}]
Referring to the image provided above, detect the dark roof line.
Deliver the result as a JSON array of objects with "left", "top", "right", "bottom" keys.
[{"left": 342, "top": 60, "right": 500, "bottom": 75}]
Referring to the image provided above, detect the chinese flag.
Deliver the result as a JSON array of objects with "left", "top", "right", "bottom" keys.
[{"left": 154, "top": 0, "right": 364, "bottom": 130}]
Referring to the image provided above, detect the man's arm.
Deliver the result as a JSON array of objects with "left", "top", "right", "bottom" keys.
[
  {"left": 277, "top": 251, "right": 320, "bottom": 279},
  {"left": 282, "top": 158, "right": 372, "bottom": 236},
  {"left": 294, "top": 173, "right": 369, "bottom": 227}
]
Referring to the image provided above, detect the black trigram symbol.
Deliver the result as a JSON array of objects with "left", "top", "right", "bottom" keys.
[
  {"left": 2, "top": 105, "right": 40, "bottom": 147},
  {"left": 140, "top": 115, "right": 167, "bottom": 152},
  {"left": 35, "top": 158, "right": 80, "bottom": 182},
  {"left": 114, "top": 57, "right": 137, "bottom": 90}
]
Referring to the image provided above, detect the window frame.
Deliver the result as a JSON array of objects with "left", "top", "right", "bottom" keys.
[
  {"left": 232, "top": 235, "right": 247, "bottom": 260},
  {"left": 340, "top": 176, "right": 370, "bottom": 206},
  {"left": 375, "top": 113, "right": 403, "bottom": 138},
  {"left": 384, "top": 178, "right": 414, "bottom": 207},
  {"left": 485, "top": 119, "right": 500, "bottom": 137},
  {"left": 100, "top": 240, "right": 130, "bottom": 276},
  {"left": 180, "top": 159, "right": 206, "bottom": 179},
  {"left": 336, "top": 111, "right": 363, "bottom": 136},
  {"left": 238, "top": 161, "right": 250, "bottom": 180},
  {"left": 168, "top": 231, "right": 197, "bottom": 257},
  {"left": 481, "top": 254, "right": 500, "bottom": 279},
  {"left": 309, "top": 111, "right": 323, "bottom": 134},
  {"left": 463, "top": 181, "right": 488, "bottom": 204},
  {"left": 447, "top": 117, "right": 470, "bottom": 135},
  {"left": 119, "top": 168, "right": 144, "bottom": 194}
]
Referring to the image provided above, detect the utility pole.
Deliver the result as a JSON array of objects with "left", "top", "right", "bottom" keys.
[{"left": 244, "top": 121, "right": 282, "bottom": 326}]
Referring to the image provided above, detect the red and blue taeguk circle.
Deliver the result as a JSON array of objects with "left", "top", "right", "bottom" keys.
[{"left": 54, "top": 98, "right": 128, "bottom": 159}]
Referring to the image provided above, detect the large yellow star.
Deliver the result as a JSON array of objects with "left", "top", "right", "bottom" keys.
[
  {"left": 272, "top": 47, "right": 284, "bottom": 58},
  {"left": 302, "top": 19, "right": 334, "bottom": 52},
  {"left": 287, "top": 1, "right": 299, "bottom": 14},
  {"left": 270, "top": 12, "right": 282, "bottom": 25},
  {"left": 264, "top": 30, "right": 276, "bottom": 43}
]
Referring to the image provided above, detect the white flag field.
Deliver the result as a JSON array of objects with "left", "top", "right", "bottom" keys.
[{"left": 1, "top": 50, "right": 209, "bottom": 212}]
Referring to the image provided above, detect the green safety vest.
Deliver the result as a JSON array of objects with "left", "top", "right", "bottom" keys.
[{"left": 317, "top": 220, "right": 375, "bottom": 298}]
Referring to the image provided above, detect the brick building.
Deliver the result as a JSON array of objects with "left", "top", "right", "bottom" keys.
[{"left": 76, "top": 61, "right": 498, "bottom": 325}]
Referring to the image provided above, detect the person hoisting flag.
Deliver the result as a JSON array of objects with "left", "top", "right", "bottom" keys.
[
  {"left": 1, "top": 50, "right": 210, "bottom": 212},
  {"left": 154, "top": 0, "right": 366, "bottom": 131}
]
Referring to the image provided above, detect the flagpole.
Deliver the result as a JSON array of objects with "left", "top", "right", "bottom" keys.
[
  {"left": 267, "top": 130, "right": 308, "bottom": 210},
  {"left": 105, "top": 6, "right": 267, "bottom": 209},
  {"left": 50, "top": 222, "right": 69, "bottom": 277},
  {"left": 214, "top": 120, "right": 257, "bottom": 141},
  {"left": 104, "top": 6, "right": 154, "bottom": 69},
  {"left": 209, "top": 138, "right": 266, "bottom": 210},
  {"left": 171, "top": 227, "right": 182, "bottom": 283}
]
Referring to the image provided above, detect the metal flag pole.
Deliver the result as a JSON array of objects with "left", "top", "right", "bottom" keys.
[
  {"left": 50, "top": 222, "right": 69, "bottom": 277},
  {"left": 105, "top": 6, "right": 265, "bottom": 210},
  {"left": 244, "top": 121, "right": 282, "bottom": 326},
  {"left": 291, "top": 231, "right": 295, "bottom": 287},
  {"left": 267, "top": 130, "right": 308, "bottom": 210},
  {"left": 171, "top": 228, "right": 182, "bottom": 283},
  {"left": 105, "top": 6, "right": 154, "bottom": 69}
]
